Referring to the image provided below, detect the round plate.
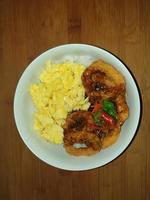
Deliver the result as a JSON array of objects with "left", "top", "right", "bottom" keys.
[{"left": 14, "top": 44, "right": 141, "bottom": 171}]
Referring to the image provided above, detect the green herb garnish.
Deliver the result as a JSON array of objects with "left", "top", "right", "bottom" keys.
[{"left": 102, "top": 99, "right": 117, "bottom": 119}]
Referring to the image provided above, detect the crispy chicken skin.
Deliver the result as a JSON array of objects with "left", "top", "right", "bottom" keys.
[
  {"left": 63, "top": 60, "right": 129, "bottom": 156},
  {"left": 63, "top": 111, "right": 102, "bottom": 156},
  {"left": 63, "top": 111, "right": 91, "bottom": 133},
  {"left": 82, "top": 60, "right": 125, "bottom": 103},
  {"left": 82, "top": 59, "right": 129, "bottom": 126}
]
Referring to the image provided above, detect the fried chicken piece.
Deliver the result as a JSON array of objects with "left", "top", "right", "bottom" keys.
[
  {"left": 82, "top": 60, "right": 125, "bottom": 103},
  {"left": 63, "top": 111, "right": 102, "bottom": 156}
]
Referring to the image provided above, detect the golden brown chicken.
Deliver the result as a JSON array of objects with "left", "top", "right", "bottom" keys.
[
  {"left": 63, "top": 111, "right": 102, "bottom": 156},
  {"left": 63, "top": 59, "right": 129, "bottom": 156},
  {"left": 82, "top": 60, "right": 125, "bottom": 103}
]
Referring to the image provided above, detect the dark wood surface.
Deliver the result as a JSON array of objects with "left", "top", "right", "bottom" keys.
[{"left": 1, "top": 0, "right": 150, "bottom": 199}]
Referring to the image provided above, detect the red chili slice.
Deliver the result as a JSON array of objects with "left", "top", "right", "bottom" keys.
[{"left": 101, "top": 111, "right": 115, "bottom": 126}]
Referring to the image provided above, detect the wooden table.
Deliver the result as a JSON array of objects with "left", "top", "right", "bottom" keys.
[{"left": 1, "top": 0, "right": 150, "bottom": 199}]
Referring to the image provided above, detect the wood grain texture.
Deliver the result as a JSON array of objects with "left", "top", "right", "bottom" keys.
[{"left": 0, "top": 0, "right": 150, "bottom": 199}]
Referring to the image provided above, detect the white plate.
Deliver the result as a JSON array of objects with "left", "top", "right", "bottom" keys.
[{"left": 14, "top": 44, "right": 141, "bottom": 171}]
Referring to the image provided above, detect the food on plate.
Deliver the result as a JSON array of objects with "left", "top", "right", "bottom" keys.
[
  {"left": 30, "top": 59, "right": 129, "bottom": 156},
  {"left": 64, "top": 132, "right": 102, "bottom": 156},
  {"left": 101, "top": 125, "right": 121, "bottom": 148},
  {"left": 63, "top": 111, "right": 102, "bottom": 156},
  {"left": 115, "top": 95, "right": 129, "bottom": 125},
  {"left": 63, "top": 97, "right": 125, "bottom": 155},
  {"left": 82, "top": 60, "right": 125, "bottom": 103},
  {"left": 63, "top": 60, "right": 128, "bottom": 156},
  {"left": 30, "top": 61, "right": 90, "bottom": 144}
]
